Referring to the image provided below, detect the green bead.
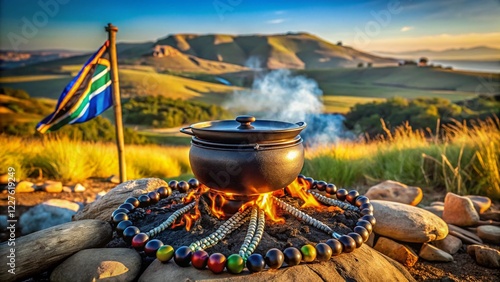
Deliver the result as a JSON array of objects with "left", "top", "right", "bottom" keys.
[
  {"left": 156, "top": 245, "right": 174, "bottom": 263},
  {"left": 300, "top": 244, "right": 317, "bottom": 262},
  {"left": 226, "top": 254, "right": 245, "bottom": 274}
]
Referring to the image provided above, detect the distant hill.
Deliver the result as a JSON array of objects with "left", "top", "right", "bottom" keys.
[
  {"left": 374, "top": 46, "right": 500, "bottom": 61},
  {"left": 0, "top": 49, "right": 85, "bottom": 69},
  {"left": 155, "top": 32, "right": 396, "bottom": 69}
]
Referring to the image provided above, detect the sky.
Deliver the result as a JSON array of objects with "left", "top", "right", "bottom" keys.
[{"left": 1, "top": 0, "right": 499, "bottom": 53}]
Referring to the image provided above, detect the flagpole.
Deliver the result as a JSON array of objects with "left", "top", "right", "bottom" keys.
[{"left": 105, "top": 23, "right": 127, "bottom": 183}]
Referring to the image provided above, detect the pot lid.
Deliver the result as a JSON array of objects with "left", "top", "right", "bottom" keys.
[{"left": 180, "top": 115, "right": 307, "bottom": 144}]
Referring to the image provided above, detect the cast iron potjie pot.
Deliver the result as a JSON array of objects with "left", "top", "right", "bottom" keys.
[{"left": 180, "top": 116, "right": 307, "bottom": 196}]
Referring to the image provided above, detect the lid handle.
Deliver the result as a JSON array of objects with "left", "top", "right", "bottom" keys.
[{"left": 236, "top": 115, "right": 256, "bottom": 129}]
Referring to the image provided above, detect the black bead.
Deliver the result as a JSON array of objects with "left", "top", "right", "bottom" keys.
[
  {"left": 246, "top": 253, "right": 265, "bottom": 273},
  {"left": 360, "top": 208, "right": 373, "bottom": 216},
  {"left": 144, "top": 239, "right": 164, "bottom": 257},
  {"left": 361, "top": 214, "right": 376, "bottom": 226},
  {"left": 304, "top": 177, "right": 314, "bottom": 189},
  {"left": 336, "top": 189, "right": 348, "bottom": 201},
  {"left": 168, "top": 180, "right": 179, "bottom": 190},
  {"left": 188, "top": 178, "right": 200, "bottom": 189},
  {"left": 174, "top": 246, "right": 193, "bottom": 267},
  {"left": 297, "top": 174, "right": 305, "bottom": 180},
  {"left": 265, "top": 248, "right": 284, "bottom": 269},
  {"left": 360, "top": 203, "right": 373, "bottom": 212},
  {"left": 138, "top": 195, "right": 151, "bottom": 207},
  {"left": 316, "top": 181, "right": 327, "bottom": 191},
  {"left": 357, "top": 220, "right": 373, "bottom": 233},
  {"left": 354, "top": 226, "right": 370, "bottom": 242},
  {"left": 118, "top": 203, "right": 135, "bottom": 212},
  {"left": 157, "top": 186, "right": 172, "bottom": 198},
  {"left": 116, "top": 220, "right": 133, "bottom": 237},
  {"left": 283, "top": 247, "right": 302, "bottom": 266},
  {"left": 124, "top": 197, "right": 140, "bottom": 208},
  {"left": 112, "top": 208, "right": 129, "bottom": 219},
  {"left": 338, "top": 235, "right": 356, "bottom": 253},
  {"left": 325, "top": 239, "right": 343, "bottom": 256},
  {"left": 112, "top": 212, "right": 129, "bottom": 225},
  {"left": 177, "top": 181, "right": 190, "bottom": 193},
  {"left": 346, "top": 190, "right": 360, "bottom": 205},
  {"left": 348, "top": 232, "right": 363, "bottom": 248},
  {"left": 354, "top": 196, "right": 370, "bottom": 207},
  {"left": 122, "top": 226, "right": 140, "bottom": 244},
  {"left": 147, "top": 191, "right": 160, "bottom": 204},
  {"left": 312, "top": 180, "right": 318, "bottom": 190},
  {"left": 325, "top": 184, "right": 337, "bottom": 195},
  {"left": 315, "top": 243, "right": 332, "bottom": 261}
]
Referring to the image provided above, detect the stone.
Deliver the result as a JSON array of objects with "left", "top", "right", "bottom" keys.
[
  {"left": 73, "top": 183, "right": 86, "bottom": 192},
  {"left": 62, "top": 186, "right": 72, "bottom": 193},
  {"left": 371, "top": 200, "right": 448, "bottom": 243},
  {"left": 15, "top": 181, "right": 35, "bottom": 193},
  {"left": 419, "top": 243, "right": 453, "bottom": 262},
  {"left": 108, "top": 174, "right": 121, "bottom": 184},
  {"left": 139, "top": 244, "right": 416, "bottom": 282},
  {"left": 477, "top": 225, "right": 500, "bottom": 244},
  {"left": 465, "top": 195, "right": 491, "bottom": 214},
  {"left": 481, "top": 211, "right": 500, "bottom": 222},
  {"left": 442, "top": 192, "right": 479, "bottom": 226},
  {"left": 50, "top": 248, "right": 141, "bottom": 282},
  {"left": 42, "top": 180, "right": 63, "bottom": 193},
  {"left": 20, "top": 199, "right": 81, "bottom": 234},
  {"left": 73, "top": 178, "right": 168, "bottom": 221},
  {"left": 467, "top": 245, "right": 500, "bottom": 269},
  {"left": 430, "top": 201, "right": 444, "bottom": 206},
  {"left": 0, "top": 220, "right": 112, "bottom": 282},
  {"left": 448, "top": 224, "right": 483, "bottom": 243},
  {"left": 432, "top": 235, "right": 462, "bottom": 255},
  {"left": 365, "top": 180, "right": 423, "bottom": 206},
  {"left": 373, "top": 237, "right": 418, "bottom": 267},
  {"left": 423, "top": 205, "right": 444, "bottom": 218}
]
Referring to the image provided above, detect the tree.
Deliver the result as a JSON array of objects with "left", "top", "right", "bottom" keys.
[
  {"left": 419, "top": 57, "right": 428, "bottom": 66},
  {"left": 357, "top": 62, "right": 364, "bottom": 68},
  {"left": 337, "top": 41, "right": 343, "bottom": 46}
]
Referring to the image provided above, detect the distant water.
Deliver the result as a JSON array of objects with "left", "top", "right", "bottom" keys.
[{"left": 432, "top": 60, "right": 499, "bottom": 73}]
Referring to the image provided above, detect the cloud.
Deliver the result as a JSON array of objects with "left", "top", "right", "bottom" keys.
[
  {"left": 275, "top": 10, "right": 286, "bottom": 15},
  {"left": 267, "top": 19, "right": 285, "bottom": 24},
  {"left": 400, "top": 26, "right": 413, "bottom": 32}
]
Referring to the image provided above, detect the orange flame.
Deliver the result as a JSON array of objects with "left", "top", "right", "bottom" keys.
[
  {"left": 285, "top": 178, "right": 321, "bottom": 208},
  {"left": 238, "top": 192, "right": 284, "bottom": 223},
  {"left": 171, "top": 184, "right": 209, "bottom": 231}
]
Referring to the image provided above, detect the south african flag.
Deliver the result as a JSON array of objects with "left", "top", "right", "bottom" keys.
[{"left": 36, "top": 41, "right": 113, "bottom": 133}]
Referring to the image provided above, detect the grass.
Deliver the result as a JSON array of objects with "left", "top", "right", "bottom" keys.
[
  {"left": 0, "top": 135, "right": 191, "bottom": 182},
  {"left": 303, "top": 117, "right": 500, "bottom": 200}
]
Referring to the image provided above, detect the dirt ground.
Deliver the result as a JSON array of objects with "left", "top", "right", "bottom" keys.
[{"left": 1, "top": 179, "right": 499, "bottom": 282}]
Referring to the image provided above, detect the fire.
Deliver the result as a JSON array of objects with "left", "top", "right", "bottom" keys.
[
  {"left": 285, "top": 178, "right": 322, "bottom": 208},
  {"left": 171, "top": 184, "right": 209, "bottom": 231},
  {"left": 239, "top": 192, "right": 284, "bottom": 223},
  {"left": 207, "top": 191, "right": 230, "bottom": 219}
]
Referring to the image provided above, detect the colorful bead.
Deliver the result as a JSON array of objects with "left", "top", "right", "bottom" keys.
[
  {"left": 191, "top": 250, "right": 209, "bottom": 269},
  {"left": 156, "top": 245, "right": 174, "bottom": 263},
  {"left": 325, "top": 239, "right": 343, "bottom": 256},
  {"left": 265, "top": 248, "right": 284, "bottom": 269},
  {"left": 115, "top": 220, "right": 133, "bottom": 237},
  {"left": 336, "top": 189, "right": 348, "bottom": 201},
  {"left": 226, "top": 254, "right": 245, "bottom": 274},
  {"left": 348, "top": 232, "right": 363, "bottom": 248},
  {"left": 124, "top": 197, "right": 139, "bottom": 208},
  {"left": 246, "top": 253, "right": 265, "bottom": 273},
  {"left": 315, "top": 243, "right": 332, "bottom": 261},
  {"left": 147, "top": 191, "right": 160, "bottom": 204},
  {"left": 207, "top": 253, "right": 226, "bottom": 274},
  {"left": 122, "top": 226, "right": 140, "bottom": 244},
  {"left": 283, "top": 247, "right": 302, "bottom": 266},
  {"left": 174, "top": 246, "right": 193, "bottom": 267},
  {"left": 144, "top": 239, "right": 164, "bottom": 257},
  {"left": 157, "top": 186, "right": 172, "bottom": 198},
  {"left": 338, "top": 235, "right": 356, "bottom": 253},
  {"left": 346, "top": 190, "right": 359, "bottom": 204},
  {"left": 300, "top": 244, "right": 317, "bottom": 262},
  {"left": 131, "top": 233, "right": 149, "bottom": 251}
]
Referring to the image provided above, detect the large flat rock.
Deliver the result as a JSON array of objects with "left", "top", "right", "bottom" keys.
[{"left": 139, "top": 245, "right": 415, "bottom": 282}]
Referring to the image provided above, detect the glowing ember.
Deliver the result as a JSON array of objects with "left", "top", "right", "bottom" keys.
[
  {"left": 285, "top": 178, "right": 322, "bottom": 208},
  {"left": 171, "top": 184, "right": 210, "bottom": 231}
]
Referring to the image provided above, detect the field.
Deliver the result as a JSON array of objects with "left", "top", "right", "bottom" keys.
[{"left": 2, "top": 117, "right": 498, "bottom": 200}]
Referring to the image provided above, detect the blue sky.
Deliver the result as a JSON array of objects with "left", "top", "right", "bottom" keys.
[{"left": 1, "top": 0, "right": 499, "bottom": 52}]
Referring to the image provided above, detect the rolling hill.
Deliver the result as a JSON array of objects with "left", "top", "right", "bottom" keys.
[{"left": 374, "top": 46, "right": 500, "bottom": 61}]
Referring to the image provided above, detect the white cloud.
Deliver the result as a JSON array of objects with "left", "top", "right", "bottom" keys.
[
  {"left": 400, "top": 26, "right": 413, "bottom": 32},
  {"left": 275, "top": 10, "right": 286, "bottom": 15},
  {"left": 267, "top": 19, "right": 285, "bottom": 24}
]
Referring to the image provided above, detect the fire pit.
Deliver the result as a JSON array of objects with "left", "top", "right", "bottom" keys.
[
  {"left": 110, "top": 116, "right": 375, "bottom": 275},
  {"left": 110, "top": 175, "right": 375, "bottom": 274}
]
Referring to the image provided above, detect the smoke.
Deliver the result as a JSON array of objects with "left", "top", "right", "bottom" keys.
[{"left": 224, "top": 69, "right": 352, "bottom": 146}]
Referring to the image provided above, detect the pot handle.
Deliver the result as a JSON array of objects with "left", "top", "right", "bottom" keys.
[
  {"left": 180, "top": 126, "right": 195, "bottom": 136},
  {"left": 296, "top": 121, "right": 307, "bottom": 128}
]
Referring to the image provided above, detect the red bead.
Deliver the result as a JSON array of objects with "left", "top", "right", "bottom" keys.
[
  {"left": 207, "top": 253, "right": 226, "bottom": 274},
  {"left": 191, "top": 250, "right": 209, "bottom": 269},
  {"left": 131, "top": 233, "right": 149, "bottom": 251}
]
